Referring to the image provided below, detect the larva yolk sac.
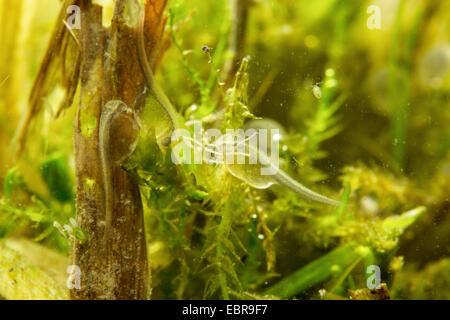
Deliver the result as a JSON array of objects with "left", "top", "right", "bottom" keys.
[
  {"left": 225, "top": 118, "right": 286, "bottom": 189},
  {"left": 223, "top": 135, "right": 278, "bottom": 189},
  {"left": 108, "top": 110, "right": 140, "bottom": 164},
  {"left": 226, "top": 162, "right": 276, "bottom": 189}
]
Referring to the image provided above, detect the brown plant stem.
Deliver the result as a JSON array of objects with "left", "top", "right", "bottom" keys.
[
  {"left": 71, "top": 0, "right": 168, "bottom": 300},
  {"left": 221, "top": 0, "right": 251, "bottom": 90}
]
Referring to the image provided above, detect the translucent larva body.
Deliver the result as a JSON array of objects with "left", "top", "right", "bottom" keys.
[
  {"left": 225, "top": 138, "right": 340, "bottom": 206},
  {"left": 99, "top": 100, "right": 140, "bottom": 241},
  {"left": 312, "top": 85, "right": 322, "bottom": 99}
]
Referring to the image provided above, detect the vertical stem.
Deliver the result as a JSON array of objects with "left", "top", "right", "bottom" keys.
[
  {"left": 221, "top": 0, "right": 251, "bottom": 90},
  {"left": 71, "top": 0, "right": 149, "bottom": 300},
  {"left": 389, "top": 0, "right": 439, "bottom": 171},
  {"left": 216, "top": 202, "right": 232, "bottom": 300},
  {"left": 388, "top": 0, "right": 408, "bottom": 170}
]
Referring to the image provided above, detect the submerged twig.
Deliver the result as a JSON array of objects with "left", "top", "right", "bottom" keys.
[
  {"left": 221, "top": 0, "right": 252, "bottom": 90},
  {"left": 12, "top": 0, "right": 81, "bottom": 158}
]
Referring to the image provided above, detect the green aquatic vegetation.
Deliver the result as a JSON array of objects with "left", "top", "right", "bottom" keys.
[
  {"left": 264, "top": 206, "right": 425, "bottom": 299},
  {"left": 392, "top": 258, "right": 450, "bottom": 300},
  {"left": 305, "top": 69, "right": 345, "bottom": 160},
  {"left": 264, "top": 245, "right": 362, "bottom": 299},
  {"left": 39, "top": 154, "right": 73, "bottom": 204},
  {"left": 0, "top": 162, "right": 82, "bottom": 253},
  {"left": 388, "top": 0, "right": 440, "bottom": 170}
]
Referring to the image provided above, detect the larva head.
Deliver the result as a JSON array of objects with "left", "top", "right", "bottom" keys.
[{"left": 105, "top": 100, "right": 140, "bottom": 164}]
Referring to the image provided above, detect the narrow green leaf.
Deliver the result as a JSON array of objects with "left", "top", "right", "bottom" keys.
[
  {"left": 382, "top": 206, "right": 426, "bottom": 234},
  {"left": 264, "top": 245, "right": 363, "bottom": 299}
]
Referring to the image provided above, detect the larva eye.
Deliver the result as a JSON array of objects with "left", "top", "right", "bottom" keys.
[{"left": 202, "top": 45, "right": 211, "bottom": 53}]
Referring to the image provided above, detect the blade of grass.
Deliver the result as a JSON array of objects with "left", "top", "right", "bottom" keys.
[{"left": 264, "top": 245, "right": 361, "bottom": 299}]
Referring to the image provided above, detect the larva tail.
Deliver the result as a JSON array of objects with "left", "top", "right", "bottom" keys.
[{"left": 273, "top": 169, "right": 342, "bottom": 206}]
